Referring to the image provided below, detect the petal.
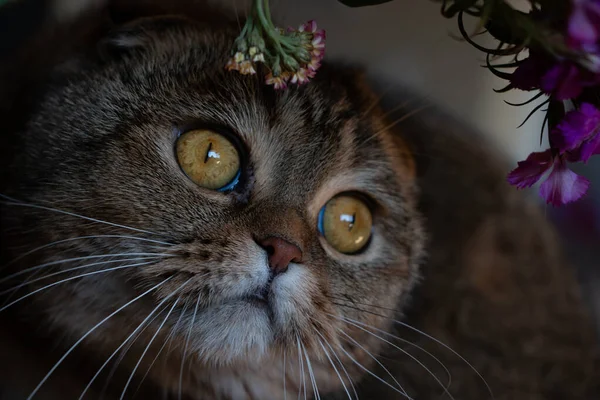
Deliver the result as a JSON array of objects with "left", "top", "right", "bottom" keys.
[
  {"left": 539, "top": 161, "right": 590, "bottom": 206},
  {"left": 578, "top": 128, "right": 600, "bottom": 162},
  {"left": 569, "top": 6, "right": 598, "bottom": 44},
  {"left": 580, "top": 102, "right": 600, "bottom": 118},
  {"left": 225, "top": 59, "right": 240, "bottom": 71},
  {"left": 506, "top": 150, "right": 554, "bottom": 189},
  {"left": 541, "top": 63, "right": 583, "bottom": 100},
  {"left": 551, "top": 103, "right": 600, "bottom": 152},
  {"left": 299, "top": 20, "right": 317, "bottom": 33},
  {"left": 510, "top": 56, "right": 546, "bottom": 90}
]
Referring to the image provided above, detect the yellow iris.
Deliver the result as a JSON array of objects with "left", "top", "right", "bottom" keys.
[
  {"left": 320, "top": 195, "right": 373, "bottom": 254},
  {"left": 176, "top": 129, "right": 240, "bottom": 190}
]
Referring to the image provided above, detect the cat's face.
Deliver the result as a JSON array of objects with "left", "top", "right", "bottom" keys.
[{"left": 1, "top": 14, "right": 423, "bottom": 397}]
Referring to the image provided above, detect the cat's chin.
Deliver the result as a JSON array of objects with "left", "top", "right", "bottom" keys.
[
  {"left": 186, "top": 264, "right": 323, "bottom": 365},
  {"left": 185, "top": 300, "right": 273, "bottom": 365}
]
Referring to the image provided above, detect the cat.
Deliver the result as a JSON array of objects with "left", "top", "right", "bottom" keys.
[{"left": 0, "top": 1, "right": 599, "bottom": 399}]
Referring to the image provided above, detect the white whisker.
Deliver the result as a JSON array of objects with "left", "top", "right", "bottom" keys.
[
  {"left": 391, "top": 319, "right": 492, "bottom": 397},
  {"left": 338, "top": 329, "right": 411, "bottom": 399},
  {"left": 3, "top": 235, "right": 173, "bottom": 269},
  {"left": 331, "top": 300, "right": 491, "bottom": 397},
  {"left": 1, "top": 267, "right": 47, "bottom": 308},
  {"left": 301, "top": 341, "right": 320, "bottom": 400},
  {"left": 0, "top": 260, "right": 158, "bottom": 313},
  {"left": 296, "top": 336, "right": 306, "bottom": 400},
  {"left": 120, "top": 287, "right": 189, "bottom": 399},
  {"left": 283, "top": 350, "right": 287, "bottom": 400},
  {"left": 99, "top": 309, "right": 164, "bottom": 399},
  {"left": 27, "top": 276, "right": 173, "bottom": 400},
  {"left": 0, "top": 195, "right": 167, "bottom": 237},
  {"left": 335, "top": 314, "right": 452, "bottom": 391},
  {"left": 335, "top": 336, "right": 412, "bottom": 399},
  {"left": 313, "top": 330, "right": 358, "bottom": 400},
  {"left": 179, "top": 292, "right": 201, "bottom": 400},
  {"left": 80, "top": 303, "right": 168, "bottom": 399},
  {"left": 0, "top": 256, "right": 167, "bottom": 295},
  {"left": 378, "top": 96, "right": 426, "bottom": 121},
  {"left": 375, "top": 103, "right": 432, "bottom": 137},
  {"left": 337, "top": 315, "right": 452, "bottom": 399},
  {"left": 314, "top": 333, "right": 352, "bottom": 400},
  {"left": 0, "top": 253, "right": 174, "bottom": 284},
  {"left": 136, "top": 300, "right": 191, "bottom": 397}
]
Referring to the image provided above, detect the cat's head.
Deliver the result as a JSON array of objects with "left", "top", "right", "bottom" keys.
[{"left": 1, "top": 8, "right": 424, "bottom": 397}]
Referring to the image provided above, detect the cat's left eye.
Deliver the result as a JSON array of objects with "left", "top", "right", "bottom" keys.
[{"left": 176, "top": 129, "right": 241, "bottom": 191}]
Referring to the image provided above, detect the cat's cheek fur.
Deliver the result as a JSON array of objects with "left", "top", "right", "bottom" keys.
[{"left": 270, "top": 264, "right": 317, "bottom": 328}]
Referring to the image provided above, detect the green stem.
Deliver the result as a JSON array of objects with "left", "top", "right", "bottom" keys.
[
  {"left": 240, "top": 15, "right": 251, "bottom": 39},
  {"left": 279, "top": 37, "right": 302, "bottom": 52},
  {"left": 263, "top": 0, "right": 275, "bottom": 28},
  {"left": 255, "top": 0, "right": 275, "bottom": 30},
  {"left": 253, "top": 0, "right": 304, "bottom": 60}
]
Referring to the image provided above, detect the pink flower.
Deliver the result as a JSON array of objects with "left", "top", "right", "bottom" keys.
[
  {"left": 265, "top": 72, "right": 290, "bottom": 90},
  {"left": 299, "top": 20, "right": 318, "bottom": 33},
  {"left": 226, "top": 14, "right": 325, "bottom": 89},
  {"left": 290, "top": 68, "right": 310, "bottom": 85},
  {"left": 311, "top": 31, "right": 326, "bottom": 53},
  {"left": 306, "top": 57, "right": 321, "bottom": 73},
  {"left": 238, "top": 60, "right": 256, "bottom": 75},
  {"left": 225, "top": 59, "right": 240, "bottom": 71},
  {"left": 299, "top": 20, "right": 326, "bottom": 63},
  {"left": 507, "top": 150, "right": 590, "bottom": 206}
]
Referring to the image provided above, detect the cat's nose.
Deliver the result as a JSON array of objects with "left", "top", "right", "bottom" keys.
[{"left": 259, "top": 237, "right": 302, "bottom": 275}]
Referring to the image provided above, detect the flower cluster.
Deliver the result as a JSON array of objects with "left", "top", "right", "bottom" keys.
[
  {"left": 503, "top": 1, "right": 600, "bottom": 206},
  {"left": 226, "top": 0, "right": 325, "bottom": 89},
  {"left": 428, "top": 0, "right": 600, "bottom": 206}
]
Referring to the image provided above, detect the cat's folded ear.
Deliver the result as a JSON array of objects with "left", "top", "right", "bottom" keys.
[
  {"left": 97, "top": 15, "right": 193, "bottom": 60},
  {"left": 95, "top": 0, "right": 236, "bottom": 62},
  {"left": 349, "top": 71, "right": 419, "bottom": 182}
]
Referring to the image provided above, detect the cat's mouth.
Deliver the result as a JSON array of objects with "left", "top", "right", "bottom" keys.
[
  {"left": 244, "top": 275, "right": 275, "bottom": 309},
  {"left": 245, "top": 293, "right": 269, "bottom": 307},
  {"left": 258, "top": 272, "right": 275, "bottom": 299}
]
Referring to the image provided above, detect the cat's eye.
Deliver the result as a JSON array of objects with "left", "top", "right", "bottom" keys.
[
  {"left": 176, "top": 129, "right": 241, "bottom": 191},
  {"left": 318, "top": 194, "right": 373, "bottom": 254}
]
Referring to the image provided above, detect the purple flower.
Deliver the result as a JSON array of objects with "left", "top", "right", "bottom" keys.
[
  {"left": 551, "top": 102, "right": 600, "bottom": 161},
  {"left": 510, "top": 55, "right": 600, "bottom": 100},
  {"left": 506, "top": 150, "right": 554, "bottom": 188},
  {"left": 507, "top": 150, "right": 590, "bottom": 206},
  {"left": 510, "top": 52, "right": 551, "bottom": 91},
  {"left": 568, "top": 0, "right": 600, "bottom": 51},
  {"left": 539, "top": 157, "right": 590, "bottom": 206},
  {"left": 540, "top": 61, "right": 588, "bottom": 100}
]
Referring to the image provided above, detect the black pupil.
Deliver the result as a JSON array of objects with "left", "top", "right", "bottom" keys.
[
  {"left": 204, "top": 141, "right": 213, "bottom": 164},
  {"left": 348, "top": 213, "right": 356, "bottom": 232}
]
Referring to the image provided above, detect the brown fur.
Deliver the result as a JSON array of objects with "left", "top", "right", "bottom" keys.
[{"left": 0, "top": 1, "right": 598, "bottom": 399}]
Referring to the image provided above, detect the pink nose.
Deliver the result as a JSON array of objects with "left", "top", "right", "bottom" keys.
[{"left": 259, "top": 237, "right": 302, "bottom": 275}]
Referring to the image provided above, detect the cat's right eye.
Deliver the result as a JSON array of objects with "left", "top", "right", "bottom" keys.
[
  {"left": 176, "top": 129, "right": 241, "bottom": 191},
  {"left": 318, "top": 194, "right": 373, "bottom": 254}
]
